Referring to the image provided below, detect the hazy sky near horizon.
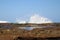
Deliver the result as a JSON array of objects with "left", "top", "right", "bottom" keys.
[{"left": 0, "top": 0, "right": 60, "bottom": 22}]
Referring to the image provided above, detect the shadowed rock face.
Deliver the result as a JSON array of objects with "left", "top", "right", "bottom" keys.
[
  {"left": 46, "top": 37, "right": 60, "bottom": 40},
  {"left": 14, "top": 37, "right": 60, "bottom": 40}
]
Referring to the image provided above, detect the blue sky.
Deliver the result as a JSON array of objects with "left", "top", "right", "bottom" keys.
[{"left": 0, "top": 0, "right": 60, "bottom": 22}]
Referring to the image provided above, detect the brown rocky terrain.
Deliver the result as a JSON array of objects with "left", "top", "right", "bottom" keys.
[{"left": 0, "top": 23, "right": 60, "bottom": 40}]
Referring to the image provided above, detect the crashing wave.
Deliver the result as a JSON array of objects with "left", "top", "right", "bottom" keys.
[{"left": 28, "top": 14, "right": 53, "bottom": 24}]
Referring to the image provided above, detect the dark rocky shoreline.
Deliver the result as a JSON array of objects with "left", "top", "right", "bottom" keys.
[{"left": 0, "top": 23, "right": 60, "bottom": 40}]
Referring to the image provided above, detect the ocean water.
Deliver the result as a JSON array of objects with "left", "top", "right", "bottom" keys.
[{"left": 18, "top": 26, "right": 45, "bottom": 30}]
